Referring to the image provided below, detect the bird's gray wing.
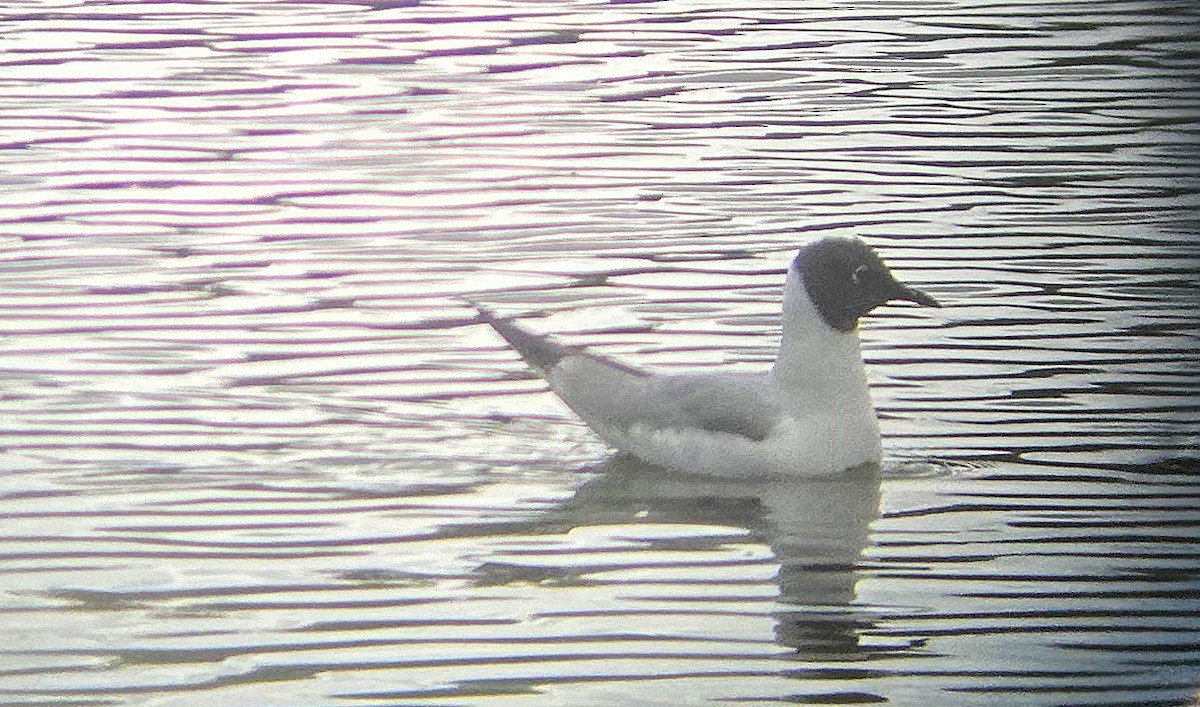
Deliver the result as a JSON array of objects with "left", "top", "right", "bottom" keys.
[
  {"left": 551, "top": 367, "right": 782, "bottom": 444},
  {"left": 471, "top": 301, "right": 780, "bottom": 443},
  {"left": 471, "top": 301, "right": 645, "bottom": 378},
  {"left": 648, "top": 373, "right": 783, "bottom": 442}
]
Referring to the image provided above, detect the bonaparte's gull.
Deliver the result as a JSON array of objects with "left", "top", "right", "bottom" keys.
[{"left": 473, "top": 237, "right": 941, "bottom": 477}]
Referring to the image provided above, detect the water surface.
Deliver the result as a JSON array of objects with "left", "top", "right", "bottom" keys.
[{"left": 2, "top": 0, "right": 1199, "bottom": 704}]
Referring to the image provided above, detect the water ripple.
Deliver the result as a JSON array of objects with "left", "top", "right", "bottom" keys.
[{"left": 1, "top": 0, "right": 1199, "bottom": 704}]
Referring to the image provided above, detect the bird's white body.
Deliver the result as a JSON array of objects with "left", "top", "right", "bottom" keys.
[
  {"left": 543, "top": 266, "right": 881, "bottom": 477},
  {"left": 474, "top": 237, "right": 937, "bottom": 477}
]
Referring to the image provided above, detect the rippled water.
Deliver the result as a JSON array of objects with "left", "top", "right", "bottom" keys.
[{"left": 2, "top": 0, "right": 1199, "bottom": 704}]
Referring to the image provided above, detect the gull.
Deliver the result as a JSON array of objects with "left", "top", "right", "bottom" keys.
[{"left": 471, "top": 237, "right": 941, "bottom": 477}]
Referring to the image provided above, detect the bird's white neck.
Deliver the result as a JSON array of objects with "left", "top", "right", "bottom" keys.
[{"left": 771, "top": 268, "right": 872, "bottom": 405}]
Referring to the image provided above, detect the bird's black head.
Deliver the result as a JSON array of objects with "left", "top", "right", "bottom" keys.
[{"left": 794, "top": 237, "right": 940, "bottom": 332}]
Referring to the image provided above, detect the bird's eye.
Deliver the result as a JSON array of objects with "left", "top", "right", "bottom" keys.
[{"left": 851, "top": 264, "right": 869, "bottom": 286}]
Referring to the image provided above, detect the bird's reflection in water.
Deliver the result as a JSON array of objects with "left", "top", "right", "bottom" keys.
[{"left": 557, "top": 455, "right": 883, "bottom": 657}]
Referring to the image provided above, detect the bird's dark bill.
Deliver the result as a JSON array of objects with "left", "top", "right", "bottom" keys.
[{"left": 889, "top": 280, "right": 941, "bottom": 308}]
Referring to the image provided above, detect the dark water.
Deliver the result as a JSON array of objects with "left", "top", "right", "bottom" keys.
[{"left": 2, "top": 0, "right": 1199, "bottom": 704}]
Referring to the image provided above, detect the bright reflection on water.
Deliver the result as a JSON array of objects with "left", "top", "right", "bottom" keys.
[{"left": 2, "top": 0, "right": 1199, "bottom": 704}]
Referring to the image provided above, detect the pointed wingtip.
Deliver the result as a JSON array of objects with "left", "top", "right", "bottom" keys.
[
  {"left": 465, "top": 298, "right": 570, "bottom": 376},
  {"left": 464, "top": 296, "right": 527, "bottom": 333},
  {"left": 461, "top": 295, "right": 494, "bottom": 322}
]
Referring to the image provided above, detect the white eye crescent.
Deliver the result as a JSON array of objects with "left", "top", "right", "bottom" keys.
[{"left": 852, "top": 264, "right": 869, "bottom": 286}]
